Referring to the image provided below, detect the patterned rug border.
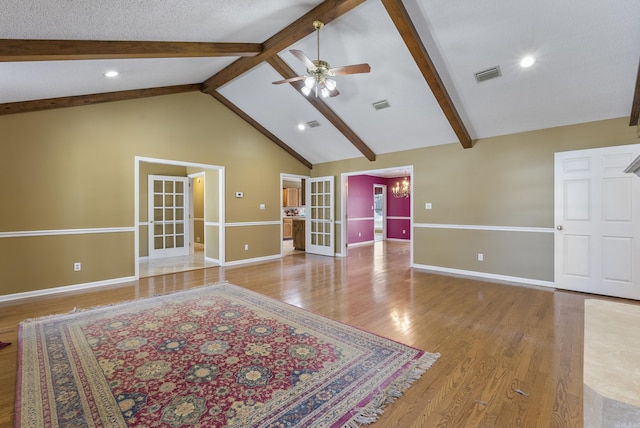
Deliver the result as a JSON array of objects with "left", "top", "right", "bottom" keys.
[{"left": 17, "top": 281, "right": 440, "bottom": 427}]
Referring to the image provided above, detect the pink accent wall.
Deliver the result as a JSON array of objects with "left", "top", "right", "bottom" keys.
[{"left": 346, "top": 175, "right": 411, "bottom": 244}]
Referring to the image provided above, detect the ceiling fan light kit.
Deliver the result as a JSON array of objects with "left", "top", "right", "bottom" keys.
[{"left": 272, "top": 20, "right": 371, "bottom": 98}]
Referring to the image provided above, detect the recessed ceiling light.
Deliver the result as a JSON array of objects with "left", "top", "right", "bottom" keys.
[
  {"left": 104, "top": 70, "right": 119, "bottom": 78},
  {"left": 520, "top": 56, "right": 536, "bottom": 68},
  {"left": 297, "top": 123, "right": 305, "bottom": 131}
]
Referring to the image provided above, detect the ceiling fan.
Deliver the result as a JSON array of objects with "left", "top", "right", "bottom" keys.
[{"left": 272, "top": 20, "right": 371, "bottom": 98}]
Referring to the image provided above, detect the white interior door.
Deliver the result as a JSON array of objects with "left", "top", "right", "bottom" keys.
[
  {"left": 554, "top": 144, "right": 640, "bottom": 299},
  {"left": 149, "top": 175, "right": 190, "bottom": 259},
  {"left": 306, "top": 176, "right": 334, "bottom": 256}
]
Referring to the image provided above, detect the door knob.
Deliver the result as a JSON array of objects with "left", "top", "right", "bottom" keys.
[{"left": 556, "top": 225, "right": 563, "bottom": 230}]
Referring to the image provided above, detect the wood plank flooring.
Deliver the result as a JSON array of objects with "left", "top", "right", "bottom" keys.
[{"left": 0, "top": 241, "right": 632, "bottom": 426}]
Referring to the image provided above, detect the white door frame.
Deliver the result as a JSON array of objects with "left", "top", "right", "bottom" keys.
[
  {"left": 340, "top": 165, "right": 413, "bottom": 260},
  {"left": 134, "top": 156, "right": 225, "bottom": 279},
  {"left": 373, "top": 183, "right": 387, "bottom": 241}
]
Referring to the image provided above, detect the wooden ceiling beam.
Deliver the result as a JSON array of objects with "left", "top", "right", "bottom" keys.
[
  {"left": 0, "top": 39, "right": 262, "bottom": 62},
  {"left": 630, "top": 59, "right": 640, "bottom": 127},
  {"left": 201, "top": 0, "right": 366, "bottom": 93},
  {"left": 267, "top": 56, "right": 376, "bottom": 161},
  {"left": 381, "top": 0, "right": 473, "bottom": 149},
  {"left": 209, "top": 91, "right": 313, "bottom": 169},
  {"left": 0, "top": 84, "right": 200, "bottom": 116}
]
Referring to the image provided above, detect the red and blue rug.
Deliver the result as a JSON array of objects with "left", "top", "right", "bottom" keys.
[{"left": 17, "top": 282, "right": 439, "bottom": 427}]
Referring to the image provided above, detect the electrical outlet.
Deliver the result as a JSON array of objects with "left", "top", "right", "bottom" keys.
[
  {"left": 425, "top": 202, "right": 432, "bottom": 210},
  {"left": 358, "top": 232, "right": 361, "bottom": 237},
  {"left": 259, "top": 204, "right": 265, "bottom": 210},
  {"left": 244, "top": 244, "right": 249, "bottom": 251},
  {"left": 402, "top": 230, "right": 406, "bottom": 234},
  {"left": 196, "top": 237, "right": 201, "bottom": 243},
  {"left": 478, "top": 253, "right": 483, "bottom": 262},
  {"left": 73, "top": 262, "right": 81, "bottom": 271}
]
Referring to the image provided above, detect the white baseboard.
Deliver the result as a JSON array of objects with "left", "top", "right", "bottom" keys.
[
  {"left": 223, "top": 254, "right": 281, "bottom": 267},
  {"left": 0, "top": 276, "right": 136, "bottom": 303},
  {"left": 347, "top": 240, "right": 375, "bottom": 247},
  {"left": 412, "top": 263, "right": 555, "bottom": 289}
]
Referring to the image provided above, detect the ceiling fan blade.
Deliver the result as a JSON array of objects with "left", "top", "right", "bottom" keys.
[
  {"left": 290, "top": 49, "right": 316, "bottom": 71},
  {"left": 329, "top": 88, "right": 340, "bottom": 97},
  {"left": 272, "top": 76, "right": 305, "bottom": 85},
  {"left": 329, "top": 63, "right": 371, "bottom": 76}
]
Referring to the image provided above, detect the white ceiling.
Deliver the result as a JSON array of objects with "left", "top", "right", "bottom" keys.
[{"left": 1, "top": 0, "right": 639, "bottom": 165}]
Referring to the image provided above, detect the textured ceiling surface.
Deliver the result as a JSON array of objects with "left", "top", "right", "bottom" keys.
[{"left": 1, "top": 0, "right": 639, "bottom": 165}]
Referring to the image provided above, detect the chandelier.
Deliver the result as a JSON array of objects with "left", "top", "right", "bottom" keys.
[{"left": 391, "top": 176, "right": 410, "bottom": 198}]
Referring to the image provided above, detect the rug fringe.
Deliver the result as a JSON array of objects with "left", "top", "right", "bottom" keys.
[{"left": 342, "top": 352, "right": 440, "bottom": 428}]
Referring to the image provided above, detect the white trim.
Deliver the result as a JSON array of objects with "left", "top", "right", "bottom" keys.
[
  {"left": 386, "top": 238, "right": 410, "bottom": 242},
  {"left": 413, "top": 223, "right": 554, "bottom": 233},
  {"left": 0, "top": 227, "right": 134, "bottom": 238},
  {"left": 348, "top": 217, "right": 374, "bottom": 221},
  {"left": 205, "top": 256, "right": 220, "bottom": 264},
  {"left": 226, "top": 221, "right": 281, "bottom": 227},
  {"left": 348, "top": 240, "right": 375, "bottom": 247},
  {"left": 0, "top": 276, "right": 136, "bottom": 303},
  {"left": 205, "top": 221, "right": 221, "bottom": 227},
  {"left": 388, "top": 216, "right": 410, "bottom": 221},
  {"left": 224, "top": 254, "right": 281, "bottom": 266},
  {"left": 412, "top": 263, "right": 555, "bottom": 288}
]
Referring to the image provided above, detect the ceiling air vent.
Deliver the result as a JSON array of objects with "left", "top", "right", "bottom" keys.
[
  {"left": 474, "top": 66, "right": 502, "bottom": 83},
  {"left": 372, "top": 99, "right": 391, "bottom": 111},
  {"left": 306, "top": 120, "right": 321, "bottom": 128}
]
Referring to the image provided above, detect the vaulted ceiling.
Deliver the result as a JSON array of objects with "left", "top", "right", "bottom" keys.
[{"left": 2, "top": 0, "right": 639, "bottom": 168}]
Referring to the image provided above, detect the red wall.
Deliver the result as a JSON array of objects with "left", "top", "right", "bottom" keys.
[{"left": 346, "top": 174, "right": 411, "bottom": 245}]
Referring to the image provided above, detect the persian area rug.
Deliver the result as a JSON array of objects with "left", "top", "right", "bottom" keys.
[{"left": 17, "top": 282, "right": 439, "bottom": 427}]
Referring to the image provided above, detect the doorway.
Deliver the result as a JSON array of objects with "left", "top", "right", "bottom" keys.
[
  {"left": 135, "top": 156, "right": 225, "bottom": 279},
  {"left": 281, "top": 173, "right": 309, "bottom": 256},
  {"left": 373, "top": 184, "right": 386, "bottom": 242},
  {"left": 340, "top": 166, "right": 413, "bottom": 261}
]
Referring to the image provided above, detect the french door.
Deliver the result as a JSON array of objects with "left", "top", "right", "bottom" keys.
[
  {"left": 554, "top": 144, "right": 640, "bottom": 299},
  {"left": 306, "top": 176, "right": 335, "bottom": 256},
  {"left": 148, "top": 175, "right": 190, "bottom": 259}
]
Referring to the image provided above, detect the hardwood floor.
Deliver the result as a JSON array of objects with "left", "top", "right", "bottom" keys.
[{"left": 0, "top": 241, "right": 630, "bottom": 426}]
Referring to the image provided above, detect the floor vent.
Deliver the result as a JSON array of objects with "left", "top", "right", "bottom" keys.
[
  {"left": 372, "top": 99, "right": 391, "bottom": 111},
  {"left": 306, "top": 120, "right": 321, "bottom": 128},
  {"left": 474, "top": 66, "right": 502, "bottom": 83}
]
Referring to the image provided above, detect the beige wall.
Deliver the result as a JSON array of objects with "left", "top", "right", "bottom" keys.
[
  {"left": 314, "top": 117, "right": 638, "bottom": 282},
  {"left": 0, "top": 87, "right": 636, "bottom": 297},
  {"left": 0, "top": 91, "right": 309, "bottom": 296}
]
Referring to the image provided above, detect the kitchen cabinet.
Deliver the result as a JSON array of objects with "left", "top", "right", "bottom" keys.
[
  {"left": 293, "top": 218, "right": 305, "bottom": 250},
  {"left": 283, "top": 187, "right": 300, "bottom": 207},
  {"left": 283, "top": 218, "right": 293, "bottom": 239}
]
